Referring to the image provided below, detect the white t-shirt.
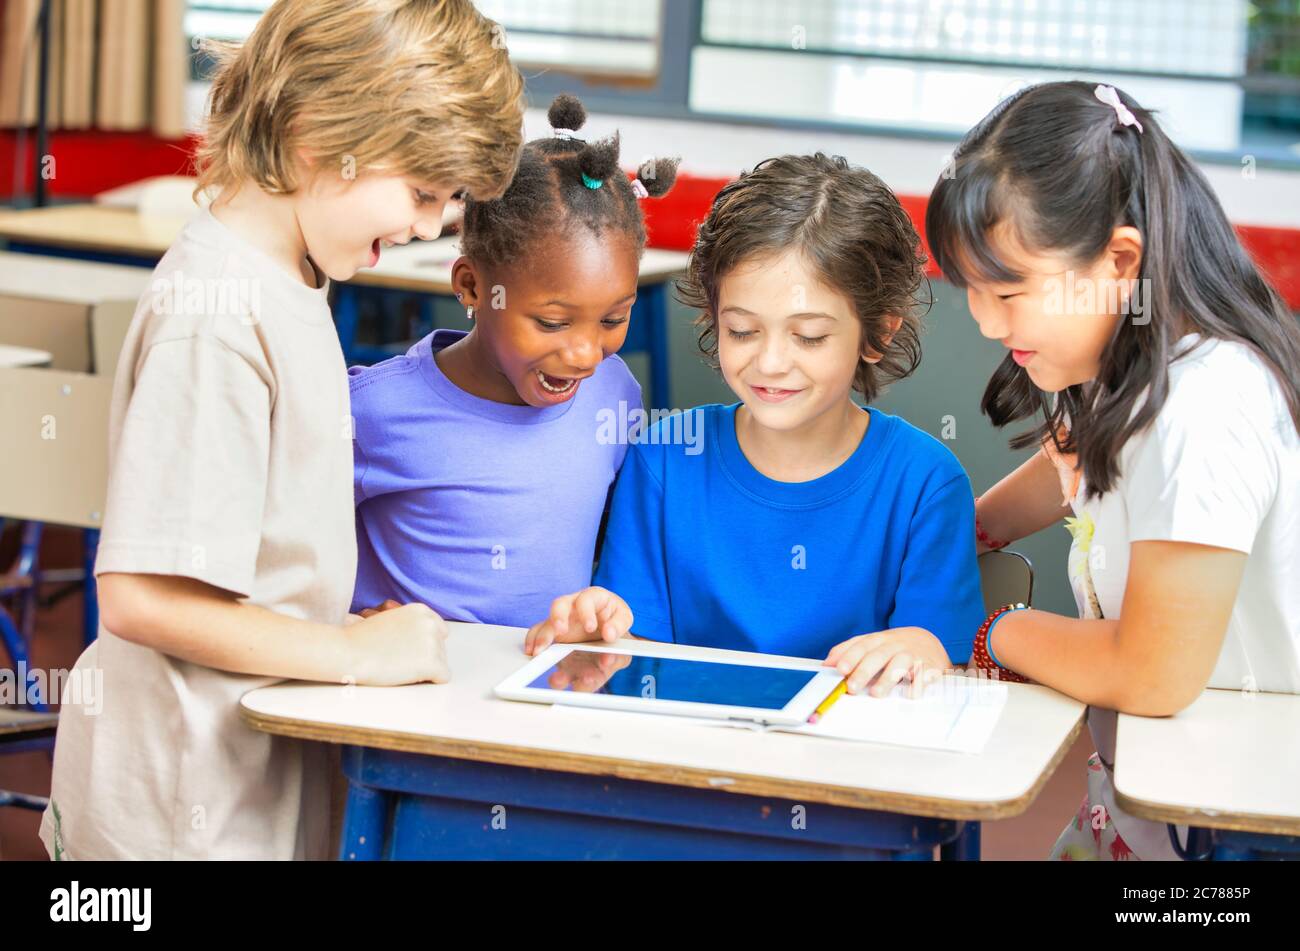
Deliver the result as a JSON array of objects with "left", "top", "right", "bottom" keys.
[
  {"left": 1069, "top": 333, "right": 1299, "bottom": 690},
  {"left": 1067, "top": 333, "right": 1299, "bottom": 857},
  {"left": 40, "top": 208, "right": 357, "bottom": 859}
]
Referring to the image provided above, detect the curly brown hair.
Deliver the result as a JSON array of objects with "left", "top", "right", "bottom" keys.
[{"left": 676, "top": 153, "right": 930, "bottom": 402}]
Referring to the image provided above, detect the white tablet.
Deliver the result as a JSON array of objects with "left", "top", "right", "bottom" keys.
[{"left": 494, "top": 642, "right": 844, "bottom": 726}]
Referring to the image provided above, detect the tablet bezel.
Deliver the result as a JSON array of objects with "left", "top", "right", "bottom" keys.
[{"left": 494, "top": 642, "right": 844, "bottom": 726}]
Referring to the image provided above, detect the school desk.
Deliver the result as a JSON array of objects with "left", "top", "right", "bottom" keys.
[
  {"left": 0, "top": 204, "right": 185, "bottom": 262},
  {"left": 0, "top": 204, "right": 691, "bottom": 407},
  {"left": 0, "top": 346, "right": 52, "bottom": 368},
  {"left": 240, "top": 622, "right": 1085, "bottom": 861},
  {"left": 0, "top": 250, "right": 148, "bottom": 372},
  {"left": 1114, "top": 688, "right": 1300, "bottom": 861}
]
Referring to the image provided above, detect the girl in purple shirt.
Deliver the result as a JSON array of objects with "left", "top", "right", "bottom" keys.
[{"left": 349, "top": 95, "right": 678, "bottom": 627}]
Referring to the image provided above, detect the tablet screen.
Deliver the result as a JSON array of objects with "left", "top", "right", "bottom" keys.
[{"left": 526, "top": 650, "right": 821, "bottom": 711}]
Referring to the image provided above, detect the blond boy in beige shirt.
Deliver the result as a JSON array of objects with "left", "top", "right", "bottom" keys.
[{"left": 41, "top": 0, "right": 524, "bottom": 860}]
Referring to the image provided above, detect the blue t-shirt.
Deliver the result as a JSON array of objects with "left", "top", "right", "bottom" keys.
[
  {"left": 592, "top": 403, "right": 985, "bottom": 662},
  {"left": 350, "top": 329, "right": 642, "bottom": 627}
]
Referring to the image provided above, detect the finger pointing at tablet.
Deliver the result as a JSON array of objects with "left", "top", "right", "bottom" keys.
[{"left": 524, "top": 586, "right": 635, "bottom": 655}]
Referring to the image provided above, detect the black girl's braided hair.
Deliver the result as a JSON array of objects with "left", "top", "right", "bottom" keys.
[{"left": 460, "top": 94, "right": 680, "bottom": 268}]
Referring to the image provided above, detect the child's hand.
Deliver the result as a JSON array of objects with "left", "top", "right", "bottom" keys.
[
  {"left": 524, "top": 587, "right": 633, "bottom": 656},
  {"left": 356, "top": 599, "right": 403, "bottom": 619},
  {"left": 347, "top": 602, "right": 451, "bottom": 686},
  {"left": 824, "top": 627, "right": 951, "bottom": 699}
]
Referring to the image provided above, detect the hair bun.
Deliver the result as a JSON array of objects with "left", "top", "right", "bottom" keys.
[
  {"left": 636, "top": 156, "right": 680, "bottom": 198},
  {"left": 578, "top": 132, "right": 622, "bottom": 184},
  {"left": 548, "top": 94, "right": 587, "bottom": 133}
]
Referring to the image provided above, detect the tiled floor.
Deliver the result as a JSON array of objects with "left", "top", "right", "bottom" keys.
[{"left": 0, "top": 526, "right": 1092, "bottom": 861}]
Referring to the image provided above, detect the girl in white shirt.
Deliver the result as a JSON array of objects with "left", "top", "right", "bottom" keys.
[{"left": 925, "top": 81, "right": 1300, "bottom": 860}]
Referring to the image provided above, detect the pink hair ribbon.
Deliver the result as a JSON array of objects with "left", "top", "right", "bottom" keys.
[{"left": 1094, "top": 85, "right": 1143, "bottom": 134}]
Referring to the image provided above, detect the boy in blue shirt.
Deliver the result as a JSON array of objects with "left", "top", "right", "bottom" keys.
[{"left": 525, "top": 153, "right": 984, "bottom": 698}]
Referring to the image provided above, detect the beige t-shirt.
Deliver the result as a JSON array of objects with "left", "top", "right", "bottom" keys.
[{"left": 40, "top": 208, "right": 356, "bottom": 860}]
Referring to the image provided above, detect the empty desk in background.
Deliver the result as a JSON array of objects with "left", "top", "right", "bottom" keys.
[
  {"left": 241, "top": 622, "right": 1086, "bottom": 861},
  {"left": 1115, "top": 688, "right": 1300, "bottom": 860},
  {"left": 0, "top": 250, "right": 148, "bottom": 372},
  {"left": 0, "top": 346, "right": 52, "bottom": 369},
  {"left": 0, "top": 205, "right": 691, "bottom": 407},
  {"left": 0, "top": 204, "right": 186, "bottom": 266}
]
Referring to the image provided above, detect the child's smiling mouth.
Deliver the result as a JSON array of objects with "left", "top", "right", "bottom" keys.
[
  {"left": 368, "top": 237, "right": 409, "bottom": 268},
  {"left": 534, "top": 369, "right": 586, "bottom": 399},
  {"left": 537, "top": 370, "right": 576, "bottom": 393},
  {"left": 750, "top": 384, "right": 803, "bottom": 403}
]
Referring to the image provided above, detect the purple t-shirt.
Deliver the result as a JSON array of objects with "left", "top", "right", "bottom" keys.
[{"left": 349, "top": 329, "right": 642, "bottom": 627}]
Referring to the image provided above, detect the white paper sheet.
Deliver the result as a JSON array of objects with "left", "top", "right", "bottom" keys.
[{"left": 788, "top": 676, "right": 1009, "bottom": 754}]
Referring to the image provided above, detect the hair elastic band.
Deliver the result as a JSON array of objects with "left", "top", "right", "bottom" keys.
[
  {"left": 1094, "top": 84, "right": 1143, "bottom": 134},
  {"left": 630, "top": 178, "right": 649, "bottom": 199},
  {"left": 553, "top": 128, "right": 582, "bottom": 141},
  {"left": 581, "top": 172, "right": 603, "bottom": 189}
]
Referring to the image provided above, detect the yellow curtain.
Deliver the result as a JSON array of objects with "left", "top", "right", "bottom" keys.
[{"left": 0, "top": 0, "right": 187, "bottom": 137}]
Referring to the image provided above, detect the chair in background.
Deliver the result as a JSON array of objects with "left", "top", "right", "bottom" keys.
[
  {"left": 0, "top": 312, "right": 123, "bottom": 828},
  {"left": 0, "top": 520, "right": 47, "bottom": 710},
  {"left": 977, "top": 549, "right": 1034, "bottom": 612},
  {"left": 0, "top": 708, "right": 59, "bottom": 816},
  {"left": 0, "top": 363, "right": 113, "bottom": 661},
  {"left": 0, "top": 301, "right": 130, "bottom": 657}
]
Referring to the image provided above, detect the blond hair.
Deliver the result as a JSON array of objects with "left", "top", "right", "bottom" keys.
[{"left": 195, "top": 0, "right": 524, "bottom": 201}]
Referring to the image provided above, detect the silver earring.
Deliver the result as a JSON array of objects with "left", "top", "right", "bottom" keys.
[
  {"left": 466, "top": 306, "right": 475, "bottom": 320},
  {"left": 455, "top": 292, "right": 463, "bottom": 301}
]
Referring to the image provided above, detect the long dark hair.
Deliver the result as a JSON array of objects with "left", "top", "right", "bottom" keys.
[{"left": 926, "top": 81, "right": 1300, "bottom": 497}]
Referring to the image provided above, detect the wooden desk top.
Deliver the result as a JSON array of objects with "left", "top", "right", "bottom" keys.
[
  {"left": 0, "top": 250, "right": 153, "bottom": 304},
  {"left": 1115, "top": 688, "right": 1300, "bottom": 836},
  {"left": 241, "top": 622, "right": 1085, "bottom": 821},
  {"left": 0, "top": 205, "right": 185, "bottom": 258},
  {"left": 0, "top": 205, "right": 690, "bottom": 294}
]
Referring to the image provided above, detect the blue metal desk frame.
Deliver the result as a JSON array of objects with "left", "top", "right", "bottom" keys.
[
  {"left": 1172, "top": 825, "right": 1300, "bottom": 862},
  {"left": 338, "top": 744, "right": 981, "bottom": 861}
]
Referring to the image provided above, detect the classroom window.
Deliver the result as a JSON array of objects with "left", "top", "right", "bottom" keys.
[
  {"left": 185, "top": 1, "right": 663, "bottom": 80},
  {"left": 688, "top": 0, "right": 1278, "bottom": 157},
  {"left": 699, "top": 0, "right": 1246, "bottom": 76},
  {"left": 475, "top": 1, "right": 663, "bottom": 79},
  {"left": 183, "top": 0, "right": 1300, "bottom": 167},
  {"left": 185, "top": 0, "right": 271, "bottom": 46}
]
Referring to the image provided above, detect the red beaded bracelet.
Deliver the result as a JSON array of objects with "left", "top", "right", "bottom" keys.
[
  {"left": 974, "top": 496, "right": 1009, "bottom": 550},
  {"left": 970, "top": 603, "right": 1031, "bottom": 684}
]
